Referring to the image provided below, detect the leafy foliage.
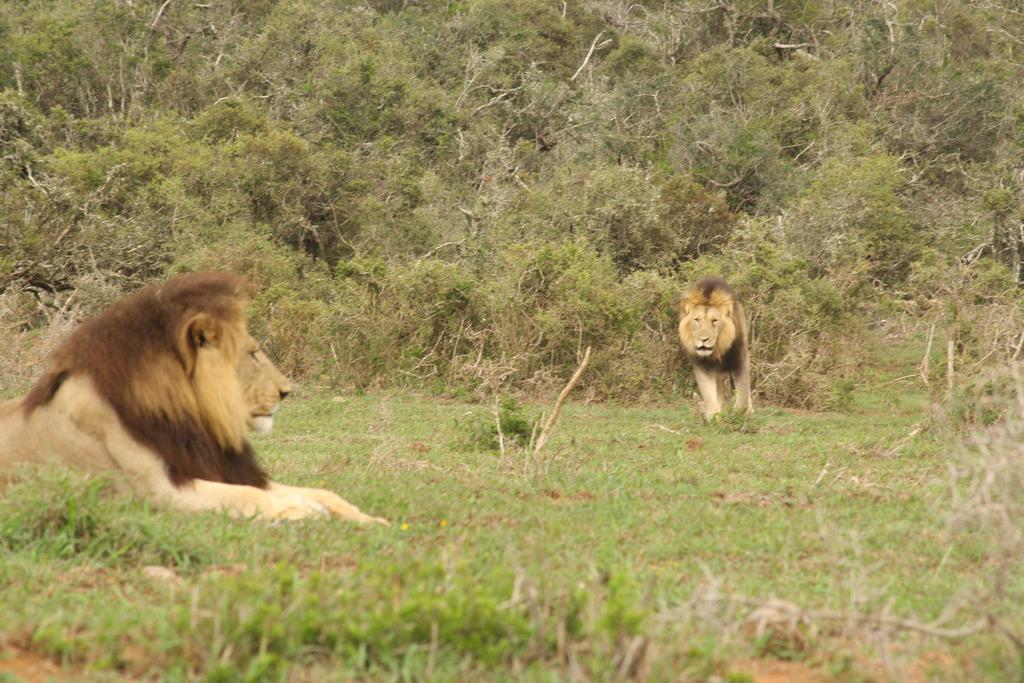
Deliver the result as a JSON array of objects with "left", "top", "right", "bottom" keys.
[{"left": 1, "top": 0, "right": 1022, "bottom": 408}]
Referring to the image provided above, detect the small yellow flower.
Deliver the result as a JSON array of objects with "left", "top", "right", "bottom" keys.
[
  {"left": 439, "top": 519, "right": 448, "bottom": 527},
  {"left": 400, "top": 523, "right": 410, "bottom": 531}
]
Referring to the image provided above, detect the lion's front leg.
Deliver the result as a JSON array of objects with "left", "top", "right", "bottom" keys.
[
  {"left": 101, "top": 422, "right": 327, "bottom": 520},
  {"left": 732, "top": 361, "right": 753, "bottom": 415},
  {"left": 693, "top": 364, "right": 722, "bottom": 419},
  {"left": 267, "top": 482, "right": 389, "bottom": 525},
  {"left": 175, "top": 479, "right": 331, "bottom": 520}
]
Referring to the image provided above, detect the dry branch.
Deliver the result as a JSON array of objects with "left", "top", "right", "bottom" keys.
[
  {"left": 662, "top": 590, "right": 988, "bottom": 641},
  {"left": 739, "top": 597, "right": 988, "bottom": 640},
  {"left": 947, "top": 339, "right": 955, "bottom": 394},
  {"left": 1012, "top": 329, "right": 1024, "bottom": 361},
  {"left": 648, "top": 423, "right": 683, "bottom": 436},
  {"left": 867, "top": 373, "right": 918, "bottom": 390},
  {"left": 493, "top": 398, "right": 507, "bottom": 459},
  {"left": 919, "top": 322, "right": 936, "bottom": 386},
  {"left": 571, "top": 33, "right": 609, "bottom": 82},
  {"left": 150, "top": 0, "right": 173, "bottom": 30},
  {"left": 533, "top": 345, "right": 591, "bottom": 455}
]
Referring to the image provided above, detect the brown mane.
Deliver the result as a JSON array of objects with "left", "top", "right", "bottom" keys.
[
  {"left": 22, "top": 272, "right": 268, "bottom": 489},
  {"left": 680, "top": 277, "right": 736, "bottom": 313},
  {"left": 680, "top": 279, "right": 745, "bottom": 367}
]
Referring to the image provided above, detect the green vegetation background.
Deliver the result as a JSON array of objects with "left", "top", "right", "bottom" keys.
[{"left": 2, "top": 0, "right": 1022, "bottom": 406}]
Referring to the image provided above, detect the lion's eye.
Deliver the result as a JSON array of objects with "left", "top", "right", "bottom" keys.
[{"left": 711, "top": 319, "right": 719, "bottom": 326}]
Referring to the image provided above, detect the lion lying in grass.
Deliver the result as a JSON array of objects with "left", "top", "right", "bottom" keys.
[
  {"left": 678, "top": 278, "right": 752, "bottom": 420},
  {"left": 0, "top": 272, "right": 387, "bottom": 524}
]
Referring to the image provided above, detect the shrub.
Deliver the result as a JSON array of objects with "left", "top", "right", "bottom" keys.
[
  {"left": 945, "top": 363, "right": 1024, "bottom": 653},
  {"left": 784, "top": 153, "right": 923, "bottom": 284},
  {"left": 187, "top": 97, "right": 269, "bottom": 143},
  {"left": 657, "top": 173, "right": 740, "bottom": 260},
  {"left": 466, "top": 396, "right": 537, "bottom": 452},
  {"left": 456, "top": 0, "right": 583, "bottom": 78},
  {"left": 0, "top": 90, "right": 48, "bottom": 172}
]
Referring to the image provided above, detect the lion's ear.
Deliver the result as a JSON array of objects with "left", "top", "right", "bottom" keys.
[
  {"left": 187, "top": 313, "right": 223, "bottom": 350},
  {"left": 679, "top": 299, "right": 692, "bottom": 315},
  {"left": 179, "top": 313, "right": 224, "bottom": 376}
]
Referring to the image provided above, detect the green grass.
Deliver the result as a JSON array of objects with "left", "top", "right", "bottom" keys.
[{"left": 0, "top": 382, "right": 1017, "bottom": 681}]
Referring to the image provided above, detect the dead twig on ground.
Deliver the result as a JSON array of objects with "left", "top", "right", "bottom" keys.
[
  {"left": 533, "top": 346, "right": 591, "bottom": 456},
  {"left": 739, "top": 597, "right": 988, "bottom": 640},
  {"left": 648, "top": 424, "right": 684, "bottom": 436},
  {"left": 867, "top": 373, "right": 919, "bottom": 390},
  {"left": 661, "top": 589, "right": 987, "bottom": 640}
]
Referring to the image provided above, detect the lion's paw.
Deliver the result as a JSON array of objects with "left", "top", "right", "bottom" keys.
[
  {"left": 309, "top": 489, "right": 389, "bottom": 525},
  {"left": 354, "top": 512, "right": 390, "bottom": 526}
]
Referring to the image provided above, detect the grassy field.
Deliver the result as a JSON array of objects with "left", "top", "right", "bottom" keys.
[{"left": 0, "top": 359, "right": 1017, "bottom": 682}]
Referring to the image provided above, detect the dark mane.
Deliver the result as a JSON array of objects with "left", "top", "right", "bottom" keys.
[
  {"left": 22, "top": 272, "right": 268, "bottom": 489},
  {"left": 694, "top": 277, "right": 735, "bottom": 301},
  {"left": 683, "top": 277, "right": 747, "bottom": 372},
  {"left": 693, "top": 328, "right": 746, "bottom": 373}
]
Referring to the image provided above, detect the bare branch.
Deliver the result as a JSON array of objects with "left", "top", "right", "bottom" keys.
[
  {"left": 947, "top": 339, "right": 955, "bottom": 394},
  {"left": 961, "top": 241, "right": 991, "bottom": 266},
  {"left": 740, "top": 597, "right": 988, "bottom": 640},
  {"left": 919, "top": 322, "right": 936, "bottom": 386},
  {"left": 493, "top": 398, "right": 506, "bottom": 460},
  {"left": 533, "top": 345, "right": 591, "bottom": 455},
  {"left": 420, "top": 241, "right": 463, "bottom": 260},
  {"left": 150, "top": 0, "right": 173, "bottom": 30},
  {"left": 648, "top": 423, "right": 683, "bottom": 435},
  {"left": 663, "top": 591, "right": 987, "bottom": 641},
  {"left": 13, "top": 62, "right": 24, "bottom": 97},
  {"left": 24, "top": 165, "right": 48, "bottom": 197},
  {"left": 571, "top": 32, "right": 607, "bottom": 82},
  {"left": 1012, "top": 329, "right": 1024, "bottom": 361}
]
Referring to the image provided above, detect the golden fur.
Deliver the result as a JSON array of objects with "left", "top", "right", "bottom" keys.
[
  {"left": 678, "top": 278, "right": 752, "bottom": 419},
  {"left": 0, "top": 272, "right": 387, "bottom": 524}
]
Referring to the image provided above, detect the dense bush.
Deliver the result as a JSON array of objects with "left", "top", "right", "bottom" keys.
[{"left": 1, "top": 0, "right": 1022, "bottom": 409}]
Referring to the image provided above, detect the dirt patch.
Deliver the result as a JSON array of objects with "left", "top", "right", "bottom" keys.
[
  {"left": 0, "top": 647, "right": 71, "bottom": 683},
  {"left": 55, "top": 565, "right": 117, "bottom": 590},
  {"left": 475, "top": 515, "right": 521, "bottom": 529},
  {"left": 728, "top": 659, "right": 827, "bottom": 683},
  {"left": 542, "top": 488, "right": 596, "bottom": 502},
  {"left": 710, "top": 489, "right": 813, "bottom": 509},
  {"left": 904, "top": 648, "right": 960, "bottom": 683},
  {"left": 364, "top": 453, "right": 442, "bottom": 473}
]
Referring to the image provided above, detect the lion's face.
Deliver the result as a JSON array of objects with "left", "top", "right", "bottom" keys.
[
  {"left": 237, "top": 336, "right": 292, "bottom": 436},
  {"left": 680, "top": 303, "right": 737, "bottom": 360}
]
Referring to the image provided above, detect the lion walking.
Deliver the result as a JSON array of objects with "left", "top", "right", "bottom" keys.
[{"left": 678, "top": 278, "right": 752, "bottom": 420}]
